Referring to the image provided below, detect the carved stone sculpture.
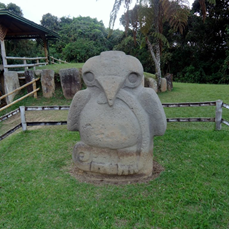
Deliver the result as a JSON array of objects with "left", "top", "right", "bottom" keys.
[{"left": 67, "top": 51, "right": 166, "bottom": 181}]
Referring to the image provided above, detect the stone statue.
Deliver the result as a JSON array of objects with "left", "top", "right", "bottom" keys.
[{"left": 68, "top": 51, "right": 166, "bottom": 181}]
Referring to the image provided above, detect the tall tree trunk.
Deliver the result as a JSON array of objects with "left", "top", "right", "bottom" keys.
[
  {"left": 153, "top": 0, "right": 162, "bottom": 91},
  {"left": 146, "top": 37, "right": 161, "bottom": 90},
  {"left": 155, "top": 42, "right": 161, "bottom": 90}
]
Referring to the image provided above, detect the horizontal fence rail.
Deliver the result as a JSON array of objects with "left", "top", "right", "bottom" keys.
[
  {"left": 6, "top": 56, "right": 47, "bottom": 61},
  {"left": 0, "top": 123, "right": 22, "bottom": 141},
  {"left": 25, "top": 106, "right": 70, "bottom": 111},
  {"left": 223, "top": 103, "right": 229, "bottom": 109},
  {"left": 50, "top": 56, "right": 68, "bottom": 64},
  {"left": 162, "top": 101, "right": 216, "bottom": 107},
  {"left": 27, "top": 121, "right": 67, "bottom": 126},
  {"left": 0, "top": 108, "right": 20, "bottom": 122},
  {"left": 0, "top": 100, "right": 228, "bottom": 141},
  {"left": 5, "top": 56, "right": 47, "bottom": 72},
  {"left": 222, "top": 119, "right": 229, "bottom": 126},
  {"left": 167, "top": 118, "right": 215, "bottom": 122},
  {"left": 0, "top": 78, "right": 40, "bottom": 112},
  {"left": 0, "top": 78, "right": 40, "bottom": 101}
]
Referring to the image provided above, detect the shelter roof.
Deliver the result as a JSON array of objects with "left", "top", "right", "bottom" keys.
[{"left": 0, "top": 9, "right": 59, "bottom": 40}]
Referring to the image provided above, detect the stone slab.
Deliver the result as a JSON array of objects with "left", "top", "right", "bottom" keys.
[
  {"left": 24, "top": 70, "right": 34, "bottom": 93},
  {"left": 165, "top": 73, "right": 173, "bottom": 91},
  {"left": 161, "top": 77, "right": 167, "bottom": 92},
  {"left": 59, "top": 68, "right": 81, "bottom": 99},
  {"left": 4, "top": 71, "right": 20, "bottom": 104},
  {"left": 148, "top": 77, "right": 158, "bottom": 93},
  {"left": 41, "top": 69, "right": 55, "bottom": 98}
]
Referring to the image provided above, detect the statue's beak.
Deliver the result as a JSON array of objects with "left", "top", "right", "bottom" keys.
[{"left": 97, "top": 76, "right": 125, "bottom": 106}]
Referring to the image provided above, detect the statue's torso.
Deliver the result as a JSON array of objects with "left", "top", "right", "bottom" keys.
[{"left": 79, "top": 97, "right": 140, "bottom": 149}]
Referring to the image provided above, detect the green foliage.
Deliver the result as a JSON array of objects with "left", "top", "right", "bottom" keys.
[
  {"left": 3, "top": 39, "right": 44, "bottom": 66},
  {"left": 37, "top": 63, "right": 84, "bottom": 74},
  {"left": 63, "top": 38, "right": 101, "bottom": 63},
  {"left": 40, "top": 13, "right": 60, "bottom": 32},
  {"left": 0, "top": 2, "right": 23, "bottom": 16},
  {"left": 43, "top": 16, "right": 123, "bottom": 63},
  {"left": 114, "top": 34, "right": 155, "bottom": 73},
  {"left": 168, "top": 0, "right": 229, "bottom": 84},
  {"left": 0, "top": 2, "right": 6, "bottom": 9},
  {"left": 218, "top": 26, "right": 229, "bottom": 83},
  {"left": 6, "top": 39, "right": 43, "bottom": 57}
]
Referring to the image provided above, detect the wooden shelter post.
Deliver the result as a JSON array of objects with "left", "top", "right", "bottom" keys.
[
  {"left": 42, "top": 36, "right": 49, "bottom": 64},
  {"left": 0, "top": 24, "right": 8, "bottom": 72}
]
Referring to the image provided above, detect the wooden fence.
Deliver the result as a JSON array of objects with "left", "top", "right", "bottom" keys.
[
  {"left": 4, "top": 56, "right": 47, "bottom": 73},
  {"left": 0, "top": 100, "right": 228, "bottom": 142},
  {"left": 0, "top": 78, "right": 40, "bottom": 112},
  {"left": 50, "top": 56, "right": 68, "bottom": 64}
]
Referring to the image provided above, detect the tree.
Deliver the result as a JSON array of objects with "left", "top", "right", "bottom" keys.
[
  {"left": 110, "top": 0, "right": 189, "bottom": 90},
  {"left": 0, "top": 2, "right": 23, "bottom": 16},
  {"left": 41, "top": 13, "right": 60, "bottom": 32},
  {"left": 44, "top": 16, "right": 123, "bottom": 62},
  {"left": 168, "top": 0, "right": 229, "bottom": 84},
  {"left": 197, "top": 0, "right": 216, "bottom": 22}
]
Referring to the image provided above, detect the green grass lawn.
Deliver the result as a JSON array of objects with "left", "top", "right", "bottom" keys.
[
  {"left": 37, "top": 63, "right": 84, "bottom": 74},
  {"left": 0, "top": 82, "right": 229, "bottom": 228}
]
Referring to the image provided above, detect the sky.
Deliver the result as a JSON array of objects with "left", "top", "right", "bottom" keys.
[{"left": 0, "top": 0, "right": 194, "bottom": 30}]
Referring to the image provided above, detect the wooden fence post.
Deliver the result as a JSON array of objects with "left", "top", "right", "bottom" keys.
[
  {"left": 215, "top": 100, "right": 223, "bottom": 130},
  {"left": 33, "top": 80, "right": 37, "bottom": 99},
  {"left": 19, "top": 106, "right": 27, "bottom": 131},
  {"left": 23, "top": 58, "right": 28, "bottom": 71}
]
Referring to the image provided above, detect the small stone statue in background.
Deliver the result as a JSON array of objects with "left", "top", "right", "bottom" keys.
[{"left": 68, "top": 51, "right": 166, "bottom": 181}]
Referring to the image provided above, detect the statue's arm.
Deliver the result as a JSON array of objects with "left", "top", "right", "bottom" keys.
[
  {"left": 67, "top": 90, "right": 91, "bottom": 131},
  {"left": 138, "top": 88, "right": 167, "bottom": 136}
]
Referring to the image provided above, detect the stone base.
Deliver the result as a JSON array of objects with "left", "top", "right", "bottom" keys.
[
  {"left": 72, "top": 141, "right": 153, "bottom": 181},
  {"left": 70, "top": 160, "right": 164, "bottom": 185}
]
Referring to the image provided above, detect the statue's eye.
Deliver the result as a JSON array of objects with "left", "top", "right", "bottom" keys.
[
  {"left": 128, "top": 73, "right": 138, "bottom": 83},
  {"left": 83, "top": 72, "right": 95, "bottom": 86},
  {"left": 84, "top": 72, "right": 94, "bottom": 82},
  {"left": 125, "top": 72, "right": 142, "bottom": 88}
]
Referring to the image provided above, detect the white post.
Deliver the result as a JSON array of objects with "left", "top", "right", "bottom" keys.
[
  {"left": 215, "top": 100, "right": 223, "bottom": 130},
  {"left": 20, "top": 106, "right": 27, "bottom": 131}
]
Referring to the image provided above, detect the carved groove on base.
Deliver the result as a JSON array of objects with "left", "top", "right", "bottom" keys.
[{"left": 72, "top": 141, "right": 153, "bottom": 180}]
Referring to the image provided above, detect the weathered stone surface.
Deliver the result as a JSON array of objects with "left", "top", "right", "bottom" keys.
[
  {"left": 59, "top": 68, "right": 81, "bottom": 99},
  {"left": 161, "top": 78, "right": 167, "bottom": 92},
  {"left": 68, "top": 51, "right": 167, "bottom": 182},
  {"left": 165, "top": 73, "right": 173, "bottom": 91},
  {"left": 148, "top": 77, "right": 158, "bottom": 93},
  {"left": 34, "top": 70, "right": 42, "bottom": 77},
  {"left": 4, "top": 71, "right": 20, "bottom": 104},
  {"left": 41, "top": 69, "right": 55, "bottom": 98},
  {"left": 24, "top": 70, "right": 34, "bottom": 93}
]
